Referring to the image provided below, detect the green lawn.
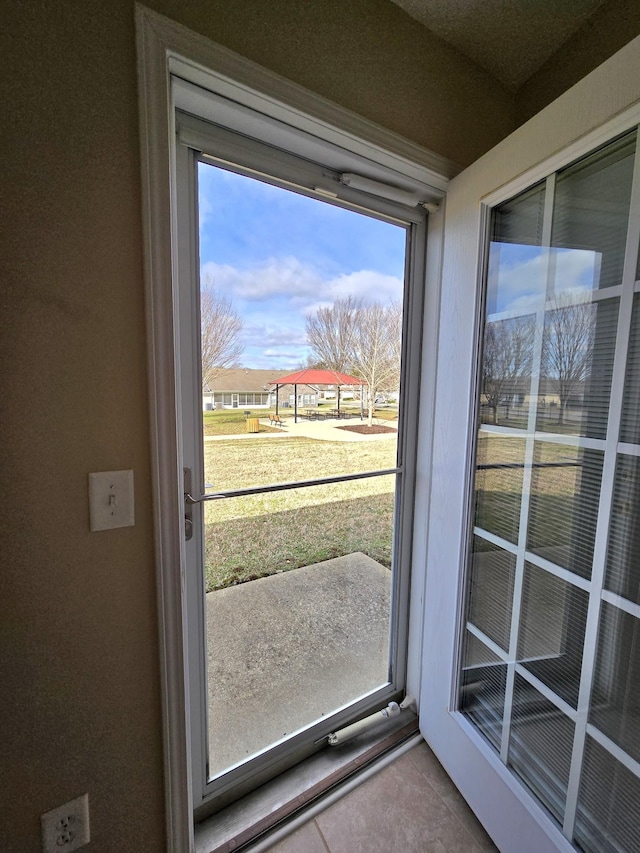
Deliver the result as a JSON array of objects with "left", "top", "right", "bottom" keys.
[
  {"left": 202, "top": 405, "right": 398, "bottom": 436},
  {"left": 203, "top": 409, "right": 281, "bottom": 435},
  {"left": 202, "top": 430, "right": 397, "bottom": 591}
]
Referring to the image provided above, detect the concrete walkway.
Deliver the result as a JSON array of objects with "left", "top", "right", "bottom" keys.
[
  {"left": 205, "top": 415, "right": 397, "bottom": 443},
  {"left": 205, "top": 553, "right": 391, "bottom": 775}
]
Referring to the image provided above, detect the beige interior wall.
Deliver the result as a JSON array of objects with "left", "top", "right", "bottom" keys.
[
  {"left": 0, "top": 3, "right": 518, "bottom": 851},
  {"left": 145, "top": 0, "right": 517, "bottom": 169},
  {"left": 1, "top": 2, "right": 165, "bottom": 850}
]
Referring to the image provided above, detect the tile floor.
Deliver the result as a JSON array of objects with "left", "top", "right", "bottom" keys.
[{"left": 264, "top": 741, "right": 498, "bottom": 853}]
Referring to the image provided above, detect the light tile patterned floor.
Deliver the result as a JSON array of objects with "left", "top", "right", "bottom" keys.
[{"left": 265, "top": 741, "right": 498, "bottom": 853}]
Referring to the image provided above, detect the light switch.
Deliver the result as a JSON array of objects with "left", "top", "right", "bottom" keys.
[{"left": 88, "top": 470, "right": 135, "bottom": 531}]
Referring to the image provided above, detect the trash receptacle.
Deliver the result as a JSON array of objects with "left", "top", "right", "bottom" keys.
[{"left": 246, "top": 417, "right": 260, "bottom": 434}]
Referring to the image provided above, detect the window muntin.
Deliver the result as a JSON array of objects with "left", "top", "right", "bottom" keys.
[{"left": 459, "top": 129, "right": 640, "bottom": 851}]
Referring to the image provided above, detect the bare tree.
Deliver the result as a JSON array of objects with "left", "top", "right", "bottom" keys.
[
  {"left": 542, "top": 296, "right": 595, "bottom": 424},
  {"left": 200, "top": 277, "right": 244, "bottom": 388},
  {"left": 306, "top": 297, "right": 402, "bottom": 424},
  {"left": 482, "top": 316, "right": 535, "bottom": 424},
  {"left": 305, "top": 295, "right": 362, "bottom": 372},
  {"left": 350, "top": 302, "right": 402, "bottom": 426}
]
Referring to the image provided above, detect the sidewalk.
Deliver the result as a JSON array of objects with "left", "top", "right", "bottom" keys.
[{"left": 205, "top": 415, "right": 397, "bottom": 443}]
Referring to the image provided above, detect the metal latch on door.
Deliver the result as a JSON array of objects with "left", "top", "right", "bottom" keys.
[
  {"left": 184, "top": 468, "right": 194, "bottom": 540},
  {"left": 183, "top": 468, "right": 226, "bottom": 540}
]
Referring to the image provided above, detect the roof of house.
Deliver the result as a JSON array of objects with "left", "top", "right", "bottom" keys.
[
  {"left": 203, "top": 368, "right": 285, "bottom": 393},
  {"left": 203, "top": 367, "right": 365, "bottom": 393},
  {"left": 270, "top": 368, "right": 364, "bottom": 386}
]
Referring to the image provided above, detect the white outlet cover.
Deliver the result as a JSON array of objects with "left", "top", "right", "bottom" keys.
[
  {"left": 41, "top": 793, "right": 90, "bottom": 852},
  {"left": 88, "top": 469, "right": 135, "bottom": 531}
]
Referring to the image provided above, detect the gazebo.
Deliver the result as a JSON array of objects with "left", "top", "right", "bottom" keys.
[{"left": 270, "top": 369, "right": 365, "bottom": 423}]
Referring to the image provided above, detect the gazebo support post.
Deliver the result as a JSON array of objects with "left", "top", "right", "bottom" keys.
[{"left": 270, "top": 370, "right": 364, "bottom": 424}]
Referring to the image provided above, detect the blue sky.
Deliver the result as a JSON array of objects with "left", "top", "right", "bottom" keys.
[
  {"left": 487, "top": 242, "right": 602, "bottom": 315},
  {"left": 198, "top": 162, "right": 406, "bottom": 369}
]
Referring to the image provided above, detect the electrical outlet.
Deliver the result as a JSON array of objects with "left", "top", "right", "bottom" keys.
[{"left": 41, "top": 793, "right": 90, "bottom": 852}]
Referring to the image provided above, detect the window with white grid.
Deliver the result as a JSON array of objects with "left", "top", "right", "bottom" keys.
[{"left": 459, "top": 129, "right": 640, "bottom": 853}]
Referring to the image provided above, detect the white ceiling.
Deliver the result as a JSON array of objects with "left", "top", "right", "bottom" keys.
[{"left": 389, "top": 0, "right": 607, "bottom": 89}]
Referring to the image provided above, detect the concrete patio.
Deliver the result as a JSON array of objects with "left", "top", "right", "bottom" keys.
[{"left": 205, "top": 552, "right": 391, "bottom": 775}]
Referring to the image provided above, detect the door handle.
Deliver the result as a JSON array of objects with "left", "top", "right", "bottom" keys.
[{"left": 184, "top": 467, "right": 193, "bottom": 541}]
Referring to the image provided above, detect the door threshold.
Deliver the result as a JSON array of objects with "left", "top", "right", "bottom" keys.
[{"left": 195, "top": 713, "right": 419, "bottom": 853}]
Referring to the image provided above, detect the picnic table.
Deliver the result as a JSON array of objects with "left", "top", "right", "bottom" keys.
[{"left": 304, "top": 408, "right": 325, "bottom": 420}]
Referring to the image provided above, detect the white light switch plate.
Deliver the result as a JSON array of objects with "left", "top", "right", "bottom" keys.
[{"left": 88, "top": 470, "right": 135, "bottom": 531}]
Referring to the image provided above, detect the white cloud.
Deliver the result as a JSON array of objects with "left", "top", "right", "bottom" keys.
[
  {"left": 488, "top": 244, "right": 600, "bottom": 314},
  {"left": 202, "top": 257, "right": 323, "bottom": 301},
  {"left": 243, "top": 325, "right": 307, "bottom": 347},
  {"left": 200, "top": 258, "right": 404, "bottom": 368},
  {"left": 262, "top": 348, "right": 304, "bottom": 359},
  {"left": 322, "top": 270, "right": 403, "bottom": 304},
  {"left": 202, "top": 259, "right": 403, "bottom": 308},
  {"left": 198, "top": 191, "right": 214, "bottom": 231}
]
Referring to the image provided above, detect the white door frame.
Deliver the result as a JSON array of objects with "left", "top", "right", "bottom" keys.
[
  {"left": 420, "top": 40, "right": 640, "bottom": 853},
  {"left": 135, "top": 6, "right": 450, "bottom": 849}
]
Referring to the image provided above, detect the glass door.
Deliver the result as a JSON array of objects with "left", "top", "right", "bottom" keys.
[
  {"left": 176, "top": 127, "right": 426, "bottom": 810},
  {"left": 460, "top": 129, "right": 640, "bottom": 852}
]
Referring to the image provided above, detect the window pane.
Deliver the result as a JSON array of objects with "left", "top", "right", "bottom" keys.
[
  {"left": 527, "top": 443, "right": 603, "bottom": 579},
  {"left": 493, "top": 180, "right": 546, "bottom": 246},
  {"left": 605, "top": 454, "right": 640, "bottom": 604},
  {"left": 460, "top": 130, "right": 639, "bottom": 843},
  {"left": 474, "top": 433, "right": 526, "bottom": 544},
  {"left": 460, "top": 631, "right": 506, "bottom": 751},
  {"left": 574, "top": 736, "right": 640, "bottom": 853},
  {"left": 620, "top": 293, "right": 640, "bottom": 444},
  {"left": 467, "top": 537, "right": 515, "bottom": 651},
  {"left": 480, "top": 316, "right": 535, "bottom": 428},
  {"left": 551, "top": 132, "right": 636, "bottom": 293},
  {"left": 590, "top": 601, "right": 640, "bottom": 764},
  {"left": 518, "top": 563, "right": 589, "bottom": 708},
  {"left": 508, "top": 674, "right": 575, "bottom": 824},
  {"left": 487, "top": 181, "right": 546, "bottom": 315},
  {"left": 536, "top": 297, "right": 619, "bottom": 440}
]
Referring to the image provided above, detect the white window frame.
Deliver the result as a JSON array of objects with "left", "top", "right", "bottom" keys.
[{"left": 135, "top": 6, "right": 450, "bottom": 849}]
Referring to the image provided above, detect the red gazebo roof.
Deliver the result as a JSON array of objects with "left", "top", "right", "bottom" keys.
[{"left": 270, "top": 369, "right": 364, "bottom": 386}]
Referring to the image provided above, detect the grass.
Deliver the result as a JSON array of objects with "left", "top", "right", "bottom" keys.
[
  {"left": 202, "top": 428, "right": 397, "bottom": 591},
  {"left": 202, "top": 405, "right": 399, "bottom": 436},
  {"left": 479, "top": 405, "right": 598, "bottom": 436},
  {"left": 205, "top": 491, "right": 394, "bottom": 591},
  {"left": 203, "top": 409, "right": 281, "bottom": 436}
]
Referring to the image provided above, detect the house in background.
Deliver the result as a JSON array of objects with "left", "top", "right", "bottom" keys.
[
  {"left": 4, "top": 2, "right": 640, "bottom": 852},
  {"left": 202, "top": 368, "right": 280, "bottom": 410},
  {"left": 202, "top": 368, "right": 323, "bottom": 410}
]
